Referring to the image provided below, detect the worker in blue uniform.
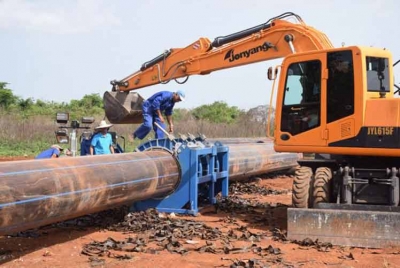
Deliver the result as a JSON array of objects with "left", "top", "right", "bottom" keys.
[
  {"left": 35, "top": 144, "right": 63, "bottom": 159},
  {"left": 80, "top": 136, "right": 92, "bottom": 156},
  {"left": 133, "top": 90, "right": 185, "bottom": 140}
]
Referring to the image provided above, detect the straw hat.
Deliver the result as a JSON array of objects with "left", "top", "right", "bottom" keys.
[
  {"left": 95, "top": 120, "right": 113, "bottom": 129},
  {"left": 51, "top": 144, "right": 64, "bottom": 151}
]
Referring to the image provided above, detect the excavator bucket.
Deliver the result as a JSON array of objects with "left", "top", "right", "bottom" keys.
[{"left": 103, "top": 91, "right": 145, "bottom": 124}]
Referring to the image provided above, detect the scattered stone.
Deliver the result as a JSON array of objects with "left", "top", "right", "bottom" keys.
[
  {"left": 88, "top": 256, "right": 105, "bottom": 267},
  {"left": 52, "top": 206, "right": 129, "bottom": 229},
  {"left": 339, "top": 252, "right": 355, "bottom": 260},
  {"left": 0, "top": 250, "right": 13, "bottom": 262},
  {"left": 229, "top": 182, "right": 289, "bottom": 196},
  {"left": 225, "top": 257, "right": 274, "bottom": 268},
  {"left": 81, "top": 207, "right": 276, "bottom": 260},
  {"left": 185, "top": 240, "right": 200, "bottom": 244},
  {"left": 293, "top": 237, "right": 333, "bottom": 252},
  {"left": 42, "top": 250, "right": 52, "bottom": 257},
  {"left": 271, "top": 228, "right": 288, "bottom": 242},
  {"left": 250, "top": 177, "right": 263, "bottom": 184},
  {"left": 8, "top": 230, "right": 42, "bottom": 238}
]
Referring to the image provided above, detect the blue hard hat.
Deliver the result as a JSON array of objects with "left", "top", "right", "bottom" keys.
[{"left": 176, "top": 90, "right": 185, "bottom": 101}]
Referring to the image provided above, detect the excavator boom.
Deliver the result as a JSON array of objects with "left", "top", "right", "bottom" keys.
[
  {"left": 112, "top": 12, "right": 333, "bottom": 92},
  {"left": 104, "top": 12, "right": 333, "bottom": 124}
]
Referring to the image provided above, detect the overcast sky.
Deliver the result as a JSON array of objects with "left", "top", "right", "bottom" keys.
[{"left": 1, "top": 0, "right": 399, "bottom": 110}]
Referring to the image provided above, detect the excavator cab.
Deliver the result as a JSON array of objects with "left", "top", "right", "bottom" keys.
[
  {"left": 270, "top": 45, "right": 400, "bottom": 208},
  {"left": 273, "top": 46, "right": 395, "bottom": 154}
]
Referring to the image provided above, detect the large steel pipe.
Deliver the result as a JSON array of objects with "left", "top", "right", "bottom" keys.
[
  {"left": 207, "top": 137, "right": 299, "bottom": 178},
  {"left": 0, "top": 151, "right": 180, "bottom": 236},
  {"left": 228, "top": 143, "right": 300, "bottom": 181},
  {"left": 207, "top": 137, "right": 273, "bottom": 144}
]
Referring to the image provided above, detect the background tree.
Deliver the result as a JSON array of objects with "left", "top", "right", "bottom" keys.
[
  {"left": 18, "top": 98, "right": 34, "bottom": 111},
  {"left": 192, "top": 101, "right": 244, "bottom": 124},
  {"left": 0, "top": 82, "right": 18, "bottom": 109},
  {"left": 78, "top": 94, "right": 104, "bottom": 109}
]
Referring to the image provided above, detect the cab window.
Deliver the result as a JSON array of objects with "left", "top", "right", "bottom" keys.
[
  {"left": 281, "top": 60, "right": 321, "bottom": 136},
  {"left": 366, "top": 56, "right": 389, "bottom": 92}
]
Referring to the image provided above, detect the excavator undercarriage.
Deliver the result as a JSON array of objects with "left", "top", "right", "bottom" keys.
[{"left": 288, "top": 154, "right": 400, "bottom": 248}]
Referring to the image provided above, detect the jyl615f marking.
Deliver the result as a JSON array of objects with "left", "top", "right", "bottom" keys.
[{"left": 367, "top": 127, "right": 394, "bottom": 136}]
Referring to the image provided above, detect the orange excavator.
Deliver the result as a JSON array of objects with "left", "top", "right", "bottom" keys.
[{"left": 104, "top": 12, "right": 400, "bottom": 247}]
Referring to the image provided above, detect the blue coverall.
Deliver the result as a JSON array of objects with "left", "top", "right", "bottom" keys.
[
  {"left": 80, "top": 138, "right": 92, "bottom": 156},
  {"left": 134, "top": 91, "right": 175, "bottom": 139},
  {"left": 35, "top": 147, "right": 61, "bottom": 159}
]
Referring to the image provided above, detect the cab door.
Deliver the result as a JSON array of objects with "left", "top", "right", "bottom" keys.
[
  {"left": 325, "top": 50, "right": 356, "bottom": 144},
  {"left": 276, "top": 54, "right": 327, "bottom": 147}
]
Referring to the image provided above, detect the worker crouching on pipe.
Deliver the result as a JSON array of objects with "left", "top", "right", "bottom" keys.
[{"left": 133, "top": 90, "right": 185, "bottom": 140}]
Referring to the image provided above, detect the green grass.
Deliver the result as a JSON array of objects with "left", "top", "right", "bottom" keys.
[
  {"left": 0, "top": 114, "right": 268, "bottom": 157},
  {"left": 0, "top": 140, "right": 53, "bottom": 156},
  {"left": 0, "top": 139, "right": 145, "bottom": 157}
]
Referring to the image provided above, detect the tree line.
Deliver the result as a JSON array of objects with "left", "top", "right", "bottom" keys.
[{"left": 0, "top": 82, "right": 272, "bottom": 125}]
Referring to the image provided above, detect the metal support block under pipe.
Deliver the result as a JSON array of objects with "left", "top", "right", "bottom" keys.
[{"left": 0, "top": 151, "right": 180, "bottom": 236}]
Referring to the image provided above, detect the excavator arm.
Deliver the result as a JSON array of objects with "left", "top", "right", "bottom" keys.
[
  {"left": 104, "top": 12, "right": 334, "bottom": 124},
  {"left": 110, "top": 12, "right": 333, "bottom": 92}
]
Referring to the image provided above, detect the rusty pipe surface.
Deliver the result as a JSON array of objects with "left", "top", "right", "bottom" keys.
[
  {"left": 227, "top": 143, "right": 300, "bottom": 181},
  {"left": 0, "top": 140, "right": 300, "bottom": 236},
  {"left": 0, "top": 151, "right": 180, "bottom": 236},
  {"left": 207, "top": 137, "right": 273, "bottom": 144}
]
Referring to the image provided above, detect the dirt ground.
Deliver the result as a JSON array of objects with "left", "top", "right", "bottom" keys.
[
  {"left": 0, "top": 157, "right": 400, "bottom": 268},
  {"left": 0, "top": 156, "right": 34, "bottom": 162}
]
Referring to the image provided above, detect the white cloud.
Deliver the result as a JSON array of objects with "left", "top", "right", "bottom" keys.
[{"left": 0, "top": 0, "right": 121, "bottom": 34}]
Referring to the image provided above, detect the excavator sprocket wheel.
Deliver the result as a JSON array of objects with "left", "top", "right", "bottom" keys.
[
  {"left": 292, "top": 166, "right": 314, "bottom": 208},
  {"left": 312, "top": 167, "right": 332, "bottom": 207}
]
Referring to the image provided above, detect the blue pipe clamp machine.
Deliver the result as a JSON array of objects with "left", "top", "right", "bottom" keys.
[{"left": 133, "top": 130, "right": 229, "bottom": 215}]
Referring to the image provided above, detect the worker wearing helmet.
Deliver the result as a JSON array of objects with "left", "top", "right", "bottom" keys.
[{"left": 133, "top": 90, "right": 185, "bottom": 140}]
